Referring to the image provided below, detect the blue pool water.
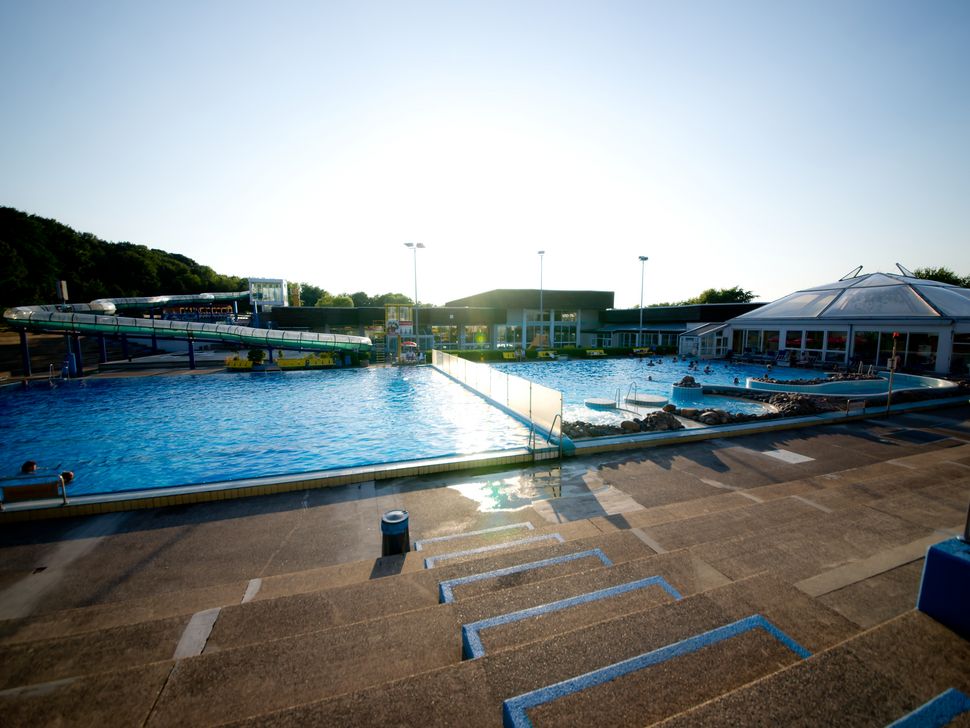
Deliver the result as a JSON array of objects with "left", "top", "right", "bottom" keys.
[
  {"left": 0, "top": 368, "right": 531, "bottom": 495},
  {"left": 495, "top": 358, "right": 820, "bottom": 423}
]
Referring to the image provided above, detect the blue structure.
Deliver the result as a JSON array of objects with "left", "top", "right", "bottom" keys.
[{"left": 917, "top": 537, "right": 970, "bottom": 640}]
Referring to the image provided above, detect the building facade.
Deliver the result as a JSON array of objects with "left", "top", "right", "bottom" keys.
[{"left": 718, "top": 272, "right": 970, "bottom": 375}]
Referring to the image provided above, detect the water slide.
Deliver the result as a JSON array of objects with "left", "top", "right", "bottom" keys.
[{"left": 3, "top": 292, "right": 372, "bottom": 354}]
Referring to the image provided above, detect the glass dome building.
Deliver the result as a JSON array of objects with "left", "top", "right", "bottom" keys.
[{"left": 722, "top": 272, "right": 970, "bottom": 375}]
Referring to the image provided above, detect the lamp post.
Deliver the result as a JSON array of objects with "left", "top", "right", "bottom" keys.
[
  {"left": 638, "top": 255, "right": 648, "bottom": 348},
  {"left": 538, "top": 250, "right": 545, "bottom": 347},
  {"left": 404, "top": 242, "right": 425, "bottom": 347}
]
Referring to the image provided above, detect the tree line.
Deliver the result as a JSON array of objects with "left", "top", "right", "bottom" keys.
[
  {"left": 0, "top": 207, "right": 412, "bottom": 310},
  {"left": 0, "top": 207, "right": 246, "bottom": 308},
  {"left": 288, "top": 283, "right": 412, "bottom": 308}
]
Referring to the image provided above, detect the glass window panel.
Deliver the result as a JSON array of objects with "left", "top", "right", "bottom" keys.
[
  {"left": 853, "top": 273, "right": 899, "bottom": 287},
  {"left": 951, "top": 333, "right": 970, "bottom": 375},
  {"left": 853, "top": 331, "right": 880, "bottom": 365},
  {"left": 738, "top": 290, "right": 839, "bottom": 318},
  {"left": 825, "top": 287, "right": 938, "bottom": 317},
  {"left": 785, "top": 330, "right": 803, "bottom": 349},
  {"left": 805, "top": 330, "right": 824, "bottom": 349},
  {"left": 745, "top": 330, "right": 761, "bottom": 351},
  {"left": 825, "top": 330, "right": 848, "bottom": 351},
  {"left": 879, "top": 333, "right": 904, "bottom": 369},
  {"left": 916, "top": 286, "right": 970, "bottom": 317},
  {"left": 904, "top": 332, "right": 939, "bottom": 369},
  {"left": 764, "top": 331, "right": 780, "bottom": 352}
]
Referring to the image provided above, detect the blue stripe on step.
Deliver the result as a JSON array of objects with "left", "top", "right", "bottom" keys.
[
  {"left": 424, "top": 533, "right": 564, "bottom": 569},
  {"left": 887, "top": 688, "right": 970, "bottom": 728},
  {"left": 439, "top": 548, "right": 613, "bottom": 604},
  {"left": 415, "top": 522, "right": 535, "bottom": 551},
  {"left": 463, "top": 575, "right": 683, "bottom": 660},
  {"left": 502, "top": 614, "right": 811, "bottom": 728}
]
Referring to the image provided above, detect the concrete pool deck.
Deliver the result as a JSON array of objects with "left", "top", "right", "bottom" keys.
[{"left": 0, "top": 403, "right": 969, "bottom": 725}]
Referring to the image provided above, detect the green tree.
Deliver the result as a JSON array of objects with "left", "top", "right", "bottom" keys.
[
  {"left": 299, "top": 283, "right": 324, "bottom": 307},
  {"left": 687, "top": 286, "right": 756, "bottom": 304},
  {"left": 331, "top": 294, "right": 354, "bottom": 307},
  {"left": 913, "top": 266, "right": 970, "bottom": 287},
  {"left": 287, "top": 282, "right": 302, "bottom": 306},
  {"left": 650, "top": 286, "right": 756, "bottom": 306},
  {"left": 314, "top": 291, "right": 334, "bottom": 307},
  {"left": 373, "top": 292, "right": 412, "bottom": 305},
  {"left": 350, "top": 291, "right": 371, "bottom": 307}
]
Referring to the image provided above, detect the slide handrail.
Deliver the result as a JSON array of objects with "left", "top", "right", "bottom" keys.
[{"left": 3, "top": 293, "right": 372, "bottom": 353}]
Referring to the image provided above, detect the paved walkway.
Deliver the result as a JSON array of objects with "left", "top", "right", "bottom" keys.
[{"left": 1, "top": 404, "right": 967, "bottom": 621}]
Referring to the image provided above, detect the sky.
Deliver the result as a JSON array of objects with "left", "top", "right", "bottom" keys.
[{"left": 2, "top": 0, "right": 969, "bottom": 308}]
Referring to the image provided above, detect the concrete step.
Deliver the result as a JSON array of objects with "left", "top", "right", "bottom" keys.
[
  {"left": 655, "top": 610, "right": 970, "bottom": 727},
  {"left": 0, "top": 519, "right": 631, "bottom": 649},
  {"left": 212, "top": 572, "right": 856, "bottom": 727},
  {"left": 205, "top": 530, "right": 663, "bottom": 653},
  {"left": 0, "top": 530, "right": 656, "bottom": 691},
  {"left": 0, "top": 546, "right": 737, "bottom": 725},
  {"left": 410, "top": 519, "right": 599, "bottom": 561}
]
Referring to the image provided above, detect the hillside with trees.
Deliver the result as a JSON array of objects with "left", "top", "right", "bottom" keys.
[{"left": 0, "top": 206, "right": 248, "bottom": 308}]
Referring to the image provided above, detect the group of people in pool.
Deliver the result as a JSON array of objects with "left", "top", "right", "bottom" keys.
[{"left": 640, "top": 355, "right": 747, "bottom": 387}]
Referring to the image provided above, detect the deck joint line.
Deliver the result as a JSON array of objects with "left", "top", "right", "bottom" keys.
[
  {"left": 463, "top": 575, "right": 683, "bottom": 660},
  {"left": 424, "top": 533, "right": 564, "bottom": 569},
  {"left": 438, "top": 548, "right": 612, "bottom": 604},
  {"left": 415, "top": 522, "right": 535, "bottom": 551}
]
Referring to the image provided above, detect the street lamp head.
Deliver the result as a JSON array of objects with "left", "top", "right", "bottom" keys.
[
  {"left": 538, "top": 250, "right": 545, "bottom": 255},
  {"left": 639, "top": 255, "right": 648, "bottom": 262},
  {"left": 416, "top": 242, "right": 426, "bottom": 249}
]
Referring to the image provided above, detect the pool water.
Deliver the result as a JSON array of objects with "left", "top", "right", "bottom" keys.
[
  {"left": 495, "top": 358, "right": 819, "bottom": 424},
  {"left": 0, "top": 368, "right": 530, "bottom": 495}
]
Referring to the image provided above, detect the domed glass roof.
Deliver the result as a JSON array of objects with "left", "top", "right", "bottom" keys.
[{"left": 736, "top": 272, "right": 970, "bottom": 321}]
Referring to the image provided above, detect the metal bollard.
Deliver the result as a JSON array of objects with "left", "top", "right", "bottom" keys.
[{"left": 381, "top": 509, "right": 411, "bottom": 556}]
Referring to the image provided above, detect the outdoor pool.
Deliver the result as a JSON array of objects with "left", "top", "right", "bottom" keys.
[
  {"left": 1, "top": 368, "right": 531, "bottom": 496},
  {"left": 494, "top": 357, "right": 819, "bottom": 423}
]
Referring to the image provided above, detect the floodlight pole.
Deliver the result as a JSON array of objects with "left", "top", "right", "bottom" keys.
[
  {"left": 638, "top": 255, "right": 648, "bottom": 348},
  {"left": 405, "top": 242, "right": 425, "bottom": 348},
  {"left": 538, "top": 250, "right": 545, "bottom": 347}
]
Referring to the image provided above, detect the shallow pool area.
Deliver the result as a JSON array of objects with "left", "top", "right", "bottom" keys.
[
  {"left": 494, "top": 358, "right": 817, "bottom": 423},
  {"left": 1, "top": 368, "right": 531, "bottom": 496}
]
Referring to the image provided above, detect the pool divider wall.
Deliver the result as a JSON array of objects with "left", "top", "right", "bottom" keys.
[{"left": 430, "top": 350, "right": 574, "bottom": 454}]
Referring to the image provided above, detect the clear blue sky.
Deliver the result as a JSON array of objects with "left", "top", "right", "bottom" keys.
[{"left": 2, "top": 0, "right": 968, "bottom": 307}]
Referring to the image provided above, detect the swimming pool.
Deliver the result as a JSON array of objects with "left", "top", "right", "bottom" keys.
[
  {"left": 494, "top": 358, "right": 820, "bottom": 423},
  {"left": 0, "top": 368, "right": 531, "bottom": 496}
]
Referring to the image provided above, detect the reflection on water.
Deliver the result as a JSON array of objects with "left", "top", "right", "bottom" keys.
[{"left": 448, "top": 466, "right": 608, "bottom": 512}]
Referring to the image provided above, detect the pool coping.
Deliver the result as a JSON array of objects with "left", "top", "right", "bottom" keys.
[
  {"left": 0, "top": 448, "right": 536, "bottom": 522},
  {"left": 2, "top": 393, "right": 966, "bottom": 523},
  {"left": 569, "top": 393, "right": 970, "bottom": 456}
]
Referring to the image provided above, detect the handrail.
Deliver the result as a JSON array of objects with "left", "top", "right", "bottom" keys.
[
  {"left": 626, "top": 381, "right": 638, "bottom": 405},
  {"left": 546, "top": 413, "right": 564, "bottom": 459},
  {"left": 962, "top": 499, "right": 969, "bottom": 544}
]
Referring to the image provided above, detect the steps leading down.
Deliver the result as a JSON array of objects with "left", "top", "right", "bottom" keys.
[
  {"left": 211, "top": 572, "right": 856, "bottom": 727},
  {"left": 655, "top": 610, "right": 970, "bottom": 727}
]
